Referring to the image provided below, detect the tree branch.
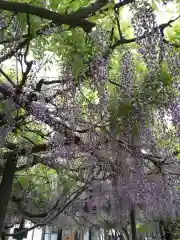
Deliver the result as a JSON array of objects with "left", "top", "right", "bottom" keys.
[
  {"left": 11, "top": 196, "right": 48, "bottom": 218},
  {"left": 0, "top": 68, "right": 16, "bottom": 88},
  {"left": 16, "top": 156, "right": 40, "bottom": 171},
  {"left": 5, "top": 184, "right": 87, "bottom": 236},
  {"left": 35, "top": 78, "right": 71, "bottom": 92},
  {"left": 0, "top": 1, "right": 96, "bottom": 32},
  {"left": 0, "top": 0, "right": 134, "bottom": 46},
  {"left": 104, "top": 16, "right": 180, "bottom": 57},
  {"left": 0, "top": 39, "right": 29, "bottom": 64},
  {"left": 159, "top": 15, "right": 180, "bottom": 32},
  {"left": 163, "top": 39, "right": 180, "bottom": 48},
  {"left": 19, "top": 40, "right": 33, "bottom": 89},
  {"left": 97, "top": 0, "right": 134, "bottom": 15},
  {"left": 69, "top": 0, "right": 109, "bottom": 19}
]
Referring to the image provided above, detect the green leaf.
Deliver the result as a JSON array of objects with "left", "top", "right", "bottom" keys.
[
  {"left": 136, "top": 223, "right": 151, "bottom": 233},
  {"left": 16, "top": 13, "right": 26, "bottom": 34},
  {"left": 30, "top": 16, "right": 42, "bottom": 37},
  {"left": 49, "top": 0, "right": 60, "bottom": 10}
]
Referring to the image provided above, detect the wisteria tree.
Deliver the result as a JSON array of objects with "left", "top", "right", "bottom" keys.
[{"left": 0, "top": 0, "right": 179, "bottom": 239}]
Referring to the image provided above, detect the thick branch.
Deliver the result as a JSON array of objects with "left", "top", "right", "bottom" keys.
[
  {"left": 0, "top": 153, "right": 18, "bottom": 235},
  {"left": 0, "top": 1, "right": 95, "bottom": 32},
  {"left": 5, "top": 185, "right": 87, "bottom": 237},
  {"left": 130, "top": 207, "right": 137, "bottom": 240},
  {"left": 0, "top": 1, "right": 111, "bottom": 62},
  {"left": 0, "top": 0, "right": 134, "bottom": 46},
  {"left": 69, "top": 0, "right": 109, "bottom": 19},
  {"left": 97, "top": 0, "right": 134, "bottom": 15},
  {"left": 11, "top": 196, "right": 48, "bottom": 218},
  {"left": 35, "top": 78, "right": 71, "bottom": 92},
  {"left": 19, "top": 42, "right": 33, "bottom": 89},
  {"left": 4, "top": 142, "right": 48, "bottom": 157}
]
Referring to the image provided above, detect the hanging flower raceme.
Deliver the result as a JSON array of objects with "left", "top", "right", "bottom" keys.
[
  {"left": 132, "top": 1, "right": 163, "bottom": 76},
  {"left": 89, "top": 55, "right": 109, "bottom": 120},
  {"left": 120, "top": 50, "right": 135, "bottom": 98}
]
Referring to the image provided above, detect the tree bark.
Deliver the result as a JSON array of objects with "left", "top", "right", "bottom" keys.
[
  {"left": 159, "top": 221, "right": 165, "bottom": 240},
  {"left": 1, "top": 233, "right": 5, "bottom": 240},
  {"left": 130, "top": 207, "right": 137, "bottom": 240},
  {"left": 164, "top": 229, "right": 172, "bottom": 240},
  {"left": 0, "top": 153, "right": 17, "bottom": 235},
  {"left": 57, "top": 229, "right": 62, "bottom": 240},
  {"left": 89, "top": 227, "right": 92, "bottom": 240},
  {"left": 160, "top": 221, "right": 173, "bottom": 240}
]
